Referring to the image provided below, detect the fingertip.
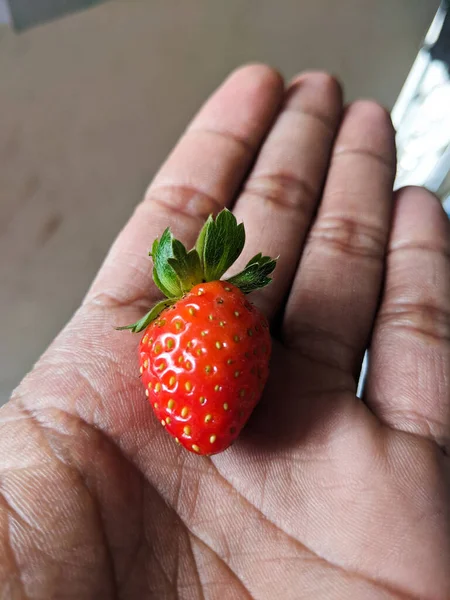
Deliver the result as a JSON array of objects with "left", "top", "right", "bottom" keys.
[
  {"left": 227, "top": 63, "right": 284, "bottom": 96},
  {"left": 188, "top": 63, "right": 285, "bottom": 142},
  {"left": 392, "top": 186, "right": 450, "bottom": 246},
  {"left": 342, "top": 101, "right": 395, "bottom": 139},
  {"left": 289, "top": 70, "right": 342, "bottom": 99},
  {"left": 333, "top": 100, "right": 396, "bottom": 165},
  {"left": 395, "top": 185, "right": 444, "bottom": 208},
  {"left": 285, "top": 71, "right": 343, "bottom": 126},
  {"left": 345, "top": 99, "right": 392, "bottom": 121},
  {"left": 343, "top": 99, "right": 395, "bottom": 144}
]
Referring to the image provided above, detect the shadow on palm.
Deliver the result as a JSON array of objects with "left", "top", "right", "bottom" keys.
[{"left": 237, "top": 330, "right": 360, "bottom": 455}]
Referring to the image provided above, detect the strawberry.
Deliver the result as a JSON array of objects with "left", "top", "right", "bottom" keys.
[{"left": 118, "top": 209, "right": 276, "bottom": 455}]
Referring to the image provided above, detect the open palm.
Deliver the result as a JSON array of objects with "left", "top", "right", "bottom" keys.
[{"left": 1, "top": 66, "right": 449, "bottom": 600}]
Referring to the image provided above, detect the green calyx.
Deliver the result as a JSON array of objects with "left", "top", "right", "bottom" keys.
[{"left": 118, "top": 209, "right": 277, "bottom": 333}]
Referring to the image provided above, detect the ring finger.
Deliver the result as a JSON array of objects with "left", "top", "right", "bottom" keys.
[{"left": 284, "top": 101, "right": 396, "bottom": 381}]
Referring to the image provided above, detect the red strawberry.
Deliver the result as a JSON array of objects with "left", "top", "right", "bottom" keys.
[{"left": 118, "top": 209, "right": 276, "bottom": 455}]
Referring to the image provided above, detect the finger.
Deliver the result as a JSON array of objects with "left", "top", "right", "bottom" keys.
[
  {"left": 86, "top": 64, "right": 284, "bottom": 308},
  {"left": 231, "top": 72, "right": 343, "bottom": 318},
  {"left": 284, "top": 101, "right": 396, "bottom": 379},
  {"left": 365, "top": 187, "right": 450, "bottom": 452}
]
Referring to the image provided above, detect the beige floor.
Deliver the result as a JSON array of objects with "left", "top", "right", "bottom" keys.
[{"left": 0, "top": 0, "right": 439, "bottom": 403}]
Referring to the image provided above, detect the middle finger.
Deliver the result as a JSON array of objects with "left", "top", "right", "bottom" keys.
[{"left": 231, "top": 72, "right": 343, "bottom": 318}]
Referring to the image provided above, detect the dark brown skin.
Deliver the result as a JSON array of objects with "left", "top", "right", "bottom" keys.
[{"left": 1, "top": 66, "right": 449, "bottom": 599}]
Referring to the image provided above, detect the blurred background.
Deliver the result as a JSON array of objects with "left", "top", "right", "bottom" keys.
[{"left": 0, "top": 0, "right": 445, "bottom": 403}]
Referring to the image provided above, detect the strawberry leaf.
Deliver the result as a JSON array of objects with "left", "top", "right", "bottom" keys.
[
  {"left": 195, "top": 214, "right": 212, "bottom": 262},
  {"left": 149, "top": 237, "right": 160, "bottom": 258},
  {"left": 196, "top": 209, "right": 245, "bottom": 282},
  {"left": 115, "top": 299, "right": 175, "bottom": 333},
  {"left": 168, "top": 240, "right": 203, "bottom": 292},
  {"left": 226, "top": 253, "right": 277, "bottom": 294},
  {"left": 244, "top": 253, "right": 274, "bottom": 268},
  {"left": 152, "top": 229, "right": 183, "bottom": 298}
]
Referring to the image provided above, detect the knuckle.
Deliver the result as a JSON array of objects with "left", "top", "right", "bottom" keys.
[
  {"left": 244, "top": 171, "right": 316, "bottom": 214},
  {"left": 282, "top": 318, "right": 358, "bottom": 375},
  {"left": 85, "top": 290, "right": 152, "bottom": 312},
  {"left": 308, "top": 215, "right": 387, "bottom": 262},
  {"left": 144, "top": 184, "right": 223, "bottom": 223},
  {"left": 383, "top": 408, "right": 450, "bottom": 456},
  {"left": 186, "top": 126, "right": 255, "bottom": 155},
  {"left": 378, "top": 300, "right": 450, "bottom": 344}
]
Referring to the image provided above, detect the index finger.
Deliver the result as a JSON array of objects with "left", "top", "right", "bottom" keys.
[{"left": 85, "top": 65, "right": 284, "bottom": 310}]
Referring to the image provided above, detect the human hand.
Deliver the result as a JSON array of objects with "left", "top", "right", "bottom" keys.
[{"left": 1, "top": 65, "right": 449, "bottom": 599}]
